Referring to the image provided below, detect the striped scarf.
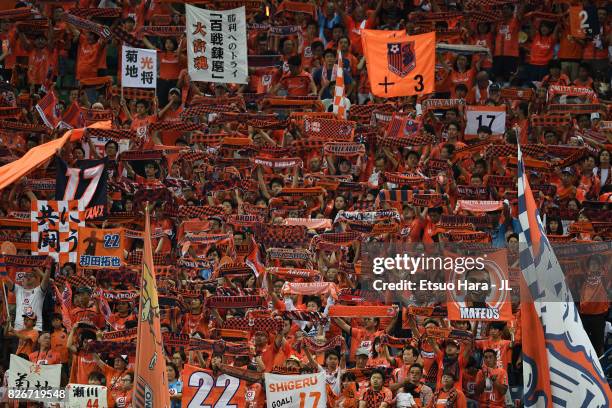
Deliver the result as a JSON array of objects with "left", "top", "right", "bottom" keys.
[{"left": 62, "top": 13, "right": 111, "bottom": 39}]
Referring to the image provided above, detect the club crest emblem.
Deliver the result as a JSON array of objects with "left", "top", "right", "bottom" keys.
[{"left": 387, "top": 42, "right": 416, "bottom": 78}]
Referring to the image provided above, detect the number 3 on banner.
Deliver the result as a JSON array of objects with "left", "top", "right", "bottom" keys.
[
  {"left": 413, "top": 74, "right": 424, "bottom": 92},
  {"left": 299, "top": 391, "right": 321, "bottom": 408}
]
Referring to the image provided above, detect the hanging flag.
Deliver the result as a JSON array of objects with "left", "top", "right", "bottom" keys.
[
  {"left": 60, "top": 101, "right": 84, "bottom": 129},
  {"left": 186, "top": 5, "right": 248, "bottom": 84},
  {"left": 55, "top": 157, "right": 108, "bottom": 221},
  {"left": 517, "top": 144, "right": 612, "bottom": 407},
  {"left": 31, "top": 200, "right": 85, "bottom": 264},
  {"left": 35, "top": 89, "right": 60, "bottom": 129},
  {"left": 362, "top": 30, "right": 435, "bottom": 98},
  {"left": 121, "top": 46, "right": 157, "bottom": 89},
  {"left": 132, "top": 206, "right": 170, "bottom": 408},
  {"left": 332, "top": 49, "right": 347, "bottom": 119}
]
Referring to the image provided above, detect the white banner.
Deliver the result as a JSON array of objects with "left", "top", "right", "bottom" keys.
[
  {"left": 264, "top": 372, "right": 326, "bottom": 408},
  {"left": 65, "top": 384, "right": 108, "bottom": 408},
  {"left": 186, "top": 5, "right": 248, "bottom": 84},
  {"left": 7, "top": 354, "right": 62, "bottom": 402},
  {"left": 465, "top": 105, "right": 506, "bottom": 138},
  {"left": 122, "top": 46, "right": 157, "bottom": 89}
]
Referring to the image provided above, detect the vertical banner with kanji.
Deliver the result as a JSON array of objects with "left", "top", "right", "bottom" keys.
[
  {"left": 65, "top": 384, "right": 108, "bottom": 408},
  {"left": 186, "top": 5, "right": 248, "bottom": 84},
  {"left": 122, "top": 46, "right": 157, "bottom": 89},
  {"left": 31, "top": 200, "right": 85, "bottom": 264},
  {"left": 7, "top": 354, "right": 62, "bottom": 403}
]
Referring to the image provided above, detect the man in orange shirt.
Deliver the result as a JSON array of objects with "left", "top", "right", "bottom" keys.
[
  {"left": 430, "top": 371, "right": 468, "bottom": 408},
  {"left": 475, "top": 350, "right": 508, "bottom": 408},
  {"left": 269, "top": 55, "right": 317, "bottom": 97},
  {"left": 334, "top": 316, "right": 386, "bottom": 363},
  {"left": 11, "top": 312, "right": 40, "bottom": 356},
  {"left": 475, "top": 322, "right": 513, "bottom": 370},
  {"left": 492, "top": 3, "right": 522, "bottom": 83}
]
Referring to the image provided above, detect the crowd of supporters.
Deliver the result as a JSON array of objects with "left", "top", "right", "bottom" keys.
[{"left": 0, "top": 0, "right": 610, "bottom": 407}]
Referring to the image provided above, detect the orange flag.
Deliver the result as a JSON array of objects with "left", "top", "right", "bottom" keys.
[
  {"left": 362, "top": 30, "right": 435, "bottom": 98},
  {"left": 0, "top": 121, "right": 112, "bottom": 191},
  {"left": 133, "top": 206, "right": 170, "bottom": 408}
]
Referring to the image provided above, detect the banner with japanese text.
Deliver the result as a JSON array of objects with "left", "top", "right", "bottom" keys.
[
  {"left": 264, "top": 372, "right": 326, "bottom": 408},
  {"left": 186, "top": 5, "right": 248, "bottom": 84},
  {"left": 65, "top": 384, "right": 108, "bottom": 408},
  {"left": 31, "top": 200, "right": 85, "bottom": 264},
  {"left": 77, "top": 227, "right": 125, "bottom": 269},
  {"left": 7, "top": 354, "right": 62, "bottom": 403},
  {"left": 122, "top": 46, "right": 157, "bottom": 89}
]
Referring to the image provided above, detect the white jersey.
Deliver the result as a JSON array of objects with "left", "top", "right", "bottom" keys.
[{"left": 13, "top": 284, "right": 45, "bottom": 331}]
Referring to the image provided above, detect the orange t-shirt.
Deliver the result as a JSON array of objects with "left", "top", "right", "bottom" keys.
[
  {"left": 558, "top": 29, "right": 583, "bottom": 60},
  {"left": 77, "top": 37, "right": 105, "bottom": 81},
  {"left": 245, "top": 382, "right": 265, "bottom": 408},
  {"left": 494, "top": 17, "right": 520, "bottom": 57},
  {"left": 530, "top": 33, "right": 555, "bottom": 66},
  {"left": 475, "top": 338, "right": 512, "bottom": 369},
  {"left": 111, "top": 389, "right": 133, "bottom": 408},
  {"left": 16, "top": 329, "right": 39, "bottom": 356},
  {"left": 476, "top": 367, "right": 508, "bottom": 408},
  {"left": 261, "top": 340, "right": 294, "bottom": 372},
  {"left": 449, "top": 68, "right": 476, "bottom": 96},
  {"left": 432, "top": 388, "right": 468, "bottom": 408},
  {"left": 29, "top": 349, "right": 61, "bottom": 365},
  {"left": 471, "top": 33, "right": 494, "bottom": 68},
  {"left": 69, "top": 352, "right": 98, "bottom": 384},
  {"left": 278, "top": 71, "right": 313, "bottom": 96},
  {"left": 159, "top": 50, "right": 181, "bottom": 80},
  {"left": 349, "top": 327, "right": 383, "bottom": 362},
  {"left": 51, "top": 329, "right": 69, "bottom": 363},
  {"left": 27, "top": 48, "right": 54, "bottom": 85}
]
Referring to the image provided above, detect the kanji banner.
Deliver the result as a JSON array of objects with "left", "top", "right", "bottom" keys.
[
  {"left": 181, "top": 365, "right": 247, "bottom": 407},
  {"left": 55, "top": 157, "right": 108, "bottom": 220},
  {"left": 65, "top": 384, "right": 108, "bottom": 408},
  {"left": 362, "top": 30, "right": 435, "bottom": 97},
  {"left": 464, "top": 105, "right": 506, "bottom": 140},
  {"left": 31, "top": 200, "right": 85, "bottom": 264},
  {"left": 122, "top": 46, "right": 157, "bottom": 89},
  {"left": 77, "top": 227, "right": 125, "bottom": 269},
  {"left": 446, "top": 249, "right": 513, "bottom": 321},
  {"left": 264, "top": 372, "right": 326, "bottom": 408},
  {"left": 7, "top": 354, "right": 62, "bottom": 403},
  {"left": 186, "top": 5, "right": 248, "bottom": 84}
]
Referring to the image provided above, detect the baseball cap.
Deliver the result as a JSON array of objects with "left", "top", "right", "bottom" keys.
[
  {"left": 22, "top": 311, "right": 37, "bottom": 320},
  {"left": 356, "top": 347, "right": 370, "bottom": 357},
  {"left": 75, "top": 286, "right": 93, "bottom": 294},
  {"left": 490, "top": 84, "right": 501, "bottom": 92},
  {"left": 561, "top": 167, "right": 574, "bottom": 175},
  {"left": 286, "top": 355, "right": 301, "bottom": 364}
]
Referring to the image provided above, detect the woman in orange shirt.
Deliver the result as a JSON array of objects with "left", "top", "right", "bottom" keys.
[
  {"left": 429, "top": 371, "right": 468, "bottom": 408},
  {"left": 445, "top": 54, "right": 479, "bottom": 98},
  {"left": 470, "top": 23, "right": 494, "bottom": 71},
  {"left": 527, "top": 21, "right": 558, "bottom": 81},
  {"left": 142, "top": 36, "right": 184, "bottom": 107}
]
